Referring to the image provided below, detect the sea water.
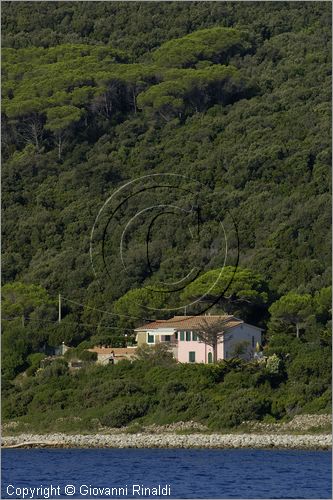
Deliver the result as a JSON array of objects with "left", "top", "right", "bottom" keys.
[{"left": 2, "top": 448, "right": 331, "bottom": 499}]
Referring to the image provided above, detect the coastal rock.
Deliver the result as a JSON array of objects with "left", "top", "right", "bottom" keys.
[
  {"left": 2, "top": 432, "right": 331, "bottom": 450},
  {"left": 242, "top": 414, "right": 332, "bottom": 433}
]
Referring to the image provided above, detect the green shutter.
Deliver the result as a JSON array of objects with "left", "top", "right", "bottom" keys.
[
  {"left": 192, "top": 332, "right": 198, "bottom": 341},
  {"left": 180, "top": 331, "right": 185, "bottom": 341},
  {"left": 147, "top": 333, "right": 154, "bottom": 343},
  {"left": 189, "top": 351, "right": 196, "bottom": 362},
  {"left": 186, "top": 331, "right": 191, "bottom": 341}
]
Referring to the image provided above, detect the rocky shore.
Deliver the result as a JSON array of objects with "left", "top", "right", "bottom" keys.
[
  {"left": 242, "top": 414, "right": 332, "bottom": 433},
  {"left": 2, "top": 432, "right": 331, "bottom": 450}
]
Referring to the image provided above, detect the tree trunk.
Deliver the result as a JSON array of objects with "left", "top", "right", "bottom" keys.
[
  {"left": 132, "top": 87, "right": 137, "bottom": 114},
  {"left": 159, "top": 110, "right": 170, "bottom": 122},
  {"left": 21, "top": 116, "right": 43, "bottom": 151},
  {"left": 32, "top": 122, "right": 39, "bottom": 150},
  {"left": 58, "top": 135, "right": 62, "bottom": 160},
  {"left": 213, "top": 341, "right": 218, "bottom": 363},
  {"left": 296, "top": 322, "right": 300, "bottom": 339}
]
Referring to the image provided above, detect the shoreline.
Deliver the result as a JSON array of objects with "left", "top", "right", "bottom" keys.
[{"left": 2, "top": 433, "right": 331, "bottom": 450}]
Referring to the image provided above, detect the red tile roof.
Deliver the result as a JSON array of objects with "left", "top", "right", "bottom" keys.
[{"left": 135, "top": 315, "right": 243, "bottom": 331}]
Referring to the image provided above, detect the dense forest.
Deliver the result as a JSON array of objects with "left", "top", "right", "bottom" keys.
[{"left": 2, "top": 2, "right": 331, "bottom": 431}]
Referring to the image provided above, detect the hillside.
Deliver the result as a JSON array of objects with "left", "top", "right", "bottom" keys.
[{"left": 1, "top": 2, "right": 331, "bottom": 431}]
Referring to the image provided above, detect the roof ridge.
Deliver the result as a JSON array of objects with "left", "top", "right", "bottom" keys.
[
  {"left": 171, "top": 314, "right": 233, "bottom": 318},
  {"left": 134, "top": 314, "right": 244, "bottom": 332}
]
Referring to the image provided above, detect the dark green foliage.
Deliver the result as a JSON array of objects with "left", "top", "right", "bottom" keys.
[
  {"left": 210, "top": 388, "right": 272, "bottom": 429},
  {"left": 39, "top": 358, "right": 69, "bottom": 379},
  {"left": 2, "top": 282, "right": 56, "bottom": 318},
  {"left": 2, "top": 2, "right": 329, "bottom": 58},
  {"left": 100, "top": 397, "right": 151, "bottom": 427},
  {"left": 64, "top": 348, "right": 97, "bottom": 363},
  {"left": 269, "top": 292, "right": 313, "bottom": 338},
  {"left": 2, "top": 3, "right": 331, "bottom": 301},
  {"left": 151, "top": 27, "right": 252, "bottom": 68},
  {"left": 2, "top": 325, "right": 30, "bottom": 381},
  {"left": 3, "top": 345, "right": 330, "bottom": 431},
  {"left": 1, "top": 2, "right": 331, "bottom": 431},
  {"left": 134, "top": 343, "right": 176, "bottom": 367},
  {"left": 26, "top": 352, "right": 45, "bottom": 376},
  {"left": 181, "top": 266, "right": 269, "bottom": 322},
  {"left": 287, "top": 346, "right": 331, "bottom": 385},
  {"left": 3, "top": 389, "right": 35, "bottom": 419}
]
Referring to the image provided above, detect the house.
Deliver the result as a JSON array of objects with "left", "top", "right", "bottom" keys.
[
  {"left": 88, "top": 346, "right": 137, "bottom": 365},
  {"left": 134, "top": 315, "right": 262, "bottom": 364}
]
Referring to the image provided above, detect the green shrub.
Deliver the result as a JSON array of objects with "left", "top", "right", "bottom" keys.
[
  {"left": 288, "top": 347, "right": 331, "bottom": 384},
  {"left": 100, "top": 397, "right": 150, "bottom": 427},
  {"left": 26, "top": 353, "right": 45, "bottom": 376},
  {"left": 301, "top": 388, "right": 331, "bottom": 414},
  {"left": 39, "top": 359, "right": 69, "bottom": 379},
  {"left": 210, "top": 389, "right": 272, "bottom": 428},
  {"left": 2, "top": 390, "right": 34, "bottom": 419},
  {"left": 79, "top": 350, "right": 97, "bottom": 362}
]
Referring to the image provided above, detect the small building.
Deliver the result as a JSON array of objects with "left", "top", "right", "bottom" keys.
[
  {"left": 135, "top": 315, "right": 262, "bottom": 364},
  {"left": 88, "top": 346, "right": 137, "bottom": 365},
  {"left": 54, "top": 342, "right": 69, "bottom": 356},
  {"left": 42, "top": 342, "right": 69, "bottom": 357}
]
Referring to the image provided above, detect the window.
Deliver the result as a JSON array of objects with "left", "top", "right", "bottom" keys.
[
  {"left": 192, "top": 332, "right": 198, "bottom": 341},
  {"left": 208, "top": 352, "right": 213, "bottom": 363},
  {"left": 147, "top": 333, "right": 154, "bottom": 344},
  {"left": 252, "top": 336, "right": 255, "bottom": 348},
  {"left": 175, "top": 332, "right": 178, "bottom": 340},
  {"left": 180, "top": 331, "right": 185, "bottom": 341},
  {"left": 164, "top": 335, "right": 171, "bottom": 342},
  {"left": 189, "top": 351, "right": 196, "bottom": 363},
  {"left": 186, "top": 331, "right": 191, "bottom": 341}
]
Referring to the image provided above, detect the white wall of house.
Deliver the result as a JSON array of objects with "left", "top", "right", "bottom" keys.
[
  {"left": 223, "top": 324, "right": 262, "bottom": 359},
  {"left": 96, "top": 353, "right": 114, "bottom": 365},
  {"left": 145, "top": 329, "right": 178, "bottom": 359},
  {"left": 54, "top": 342, "right": 69, "bottom": 356}
]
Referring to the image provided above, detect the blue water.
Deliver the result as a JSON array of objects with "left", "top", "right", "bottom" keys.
[{"left": 1, "top": 449, "right": 331, "bottom": 499}]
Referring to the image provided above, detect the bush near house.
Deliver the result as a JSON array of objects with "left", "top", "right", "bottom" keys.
[{"left": 2, "top": 336, "right": 331, "bottom": 433}]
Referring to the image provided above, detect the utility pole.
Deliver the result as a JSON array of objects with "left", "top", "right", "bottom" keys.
[{"left": 58, "top": 293, "right": 61, "bottom": 323}]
